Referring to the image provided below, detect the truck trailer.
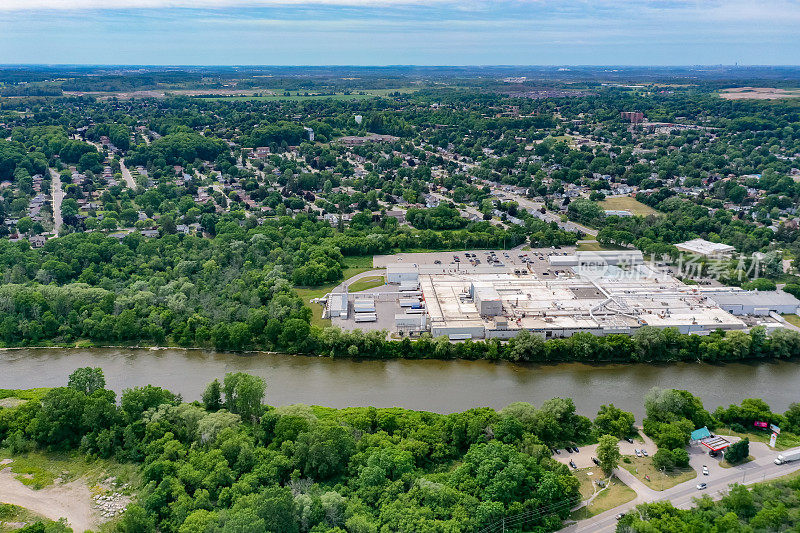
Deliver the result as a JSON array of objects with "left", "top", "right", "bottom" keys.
[{"left": 774, "top": 450, "right": 800, "bottom": 464}]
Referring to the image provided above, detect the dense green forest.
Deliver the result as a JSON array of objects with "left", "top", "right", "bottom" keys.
[
  {"left": 0, "top": 369, "right": 607, "bottom": 532},
  {"left": 1, "top": 371, "right": 799, "bottom": 532}
]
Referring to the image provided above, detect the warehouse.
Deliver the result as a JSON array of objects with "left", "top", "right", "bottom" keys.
[
  {"left": 387, "top": 264, "right": 420, "bottom": 284},
  {"left": 326, "top": 293, "right": 348, "bottom": 319},
  {"left": 676, "top": 238, "right": 736, "bottom": 258},
  {"left": 549, "top": 250, "right": 643, "bottom": 268},
  {"left": 707, "top": 290, "right": 800, "bottom": 316},
  {"left": 420, "top": 269, "right": 746, "bottom": 340}
]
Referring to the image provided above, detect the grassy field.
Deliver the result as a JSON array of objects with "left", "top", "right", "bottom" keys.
[
  {"left": 576, "top": 241, "right": 629, "bottom": 251},
  {"left": 571, "top": 467, "right": 636, "bottom": 520},
  {"left": 294, "top": 256, "right": 376, "bottom": 329},
  {"left": 0, "top": 449, "right": 139, "bottom": 491},
  {"left": 622, "top": 456, "right": 696, "bottom": 491},
  {"left": 600, "top": 196, "right": 659, "bottom": 216},
  {"left": 720, "top": 455, "right": 755, "bottom": 468},
  {"left": 783, "top": 314, "right": 800, "bottom": 327},
  {"left": 348, "top": 275, "right": 385, "bottom": 293},
  {"left": 0, "top": 503, "right": 62, "bottom": 532}
]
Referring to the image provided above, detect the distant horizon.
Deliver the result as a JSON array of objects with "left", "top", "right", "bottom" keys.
[
  {"left": 2, "top": 64, "right": 800, "bottom": 69},
  {"left": 1, "top": 1, "right": 798, "bottom": 66}
]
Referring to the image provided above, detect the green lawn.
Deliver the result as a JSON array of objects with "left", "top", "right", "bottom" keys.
[
  {"left": 622, "top": 456, "right": 696, "bottom": 491},
  {"left": 720, "top": 455, "right": 755, "bottom": 468},
  {"left": 571, "top": 468, "right": 636, "bottom": 520},
  {"left": 576, "top": 241, "right": 629, "bottom": 251},
  {"left": 348, "top": 275, "right": 385, "bottom": 292},
  {"left": 783, "top": 314, "right": 800, "bottom": 328},
  {"left": 600, "top": 196, "right": 659, "bottom": 216},
  {"left": 0, "top": 449, "right": 140, "bottom": 491}
]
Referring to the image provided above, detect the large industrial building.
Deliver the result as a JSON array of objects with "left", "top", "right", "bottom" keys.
[
  {"left": 319, "top": 249, "right": 796, "bottom": 341},
  {"left": 420, "top": 271, "right": 744, "bottom": 340}
]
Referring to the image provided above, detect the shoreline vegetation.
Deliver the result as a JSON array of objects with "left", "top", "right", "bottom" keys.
[{"left": 1, "top": 325, "right": 799, "bottom": 366}]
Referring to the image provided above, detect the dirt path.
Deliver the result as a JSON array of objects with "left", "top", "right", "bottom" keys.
[{"left": 0, "top": 467, "right": 97, "bottom": 532}]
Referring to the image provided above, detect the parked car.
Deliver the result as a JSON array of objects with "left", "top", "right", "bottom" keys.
[
  {"left": 592, "top": 457, "right": 600, "bottom": 466},
  {"left": 552, "top": 448, "right": 560, "bottom": 455},
  {"left": 573, "top": 446, "right": 580, "bottom": 453},
  {"left": 624, "top": 437, "right": 634, "bottom": 444},
  {"left": 635, "top": 449, "right": 642, "bottom": 457},
  {"left": 697, "top": 483, "right": 707, "bottom": 490},
  {"left": 702, "top": 465, "right": 709, "bottom": 476},
  {"left": 642, "top": 449, "right": 648, "bottom": 457},
  {"left": 434, "top": 260, "right": 441, "bottom": 264},
  {"left": 615, "top": 513, "right": 625, "bottom": 521},
  {"left": 569, "top": 460, "right": 577, "bottom": 469}
]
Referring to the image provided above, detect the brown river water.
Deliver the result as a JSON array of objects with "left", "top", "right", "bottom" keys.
[{"left": 1, "top": 348, "right": 798, "bottom": 419}]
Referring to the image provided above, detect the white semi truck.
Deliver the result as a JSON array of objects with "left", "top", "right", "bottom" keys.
[{"left": 774, "top": 450, "right": 800, "bottom": 465}]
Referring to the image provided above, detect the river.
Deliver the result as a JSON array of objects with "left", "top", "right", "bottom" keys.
[{"left": 1, "top": 348, "right": 798, "bottom": 419}]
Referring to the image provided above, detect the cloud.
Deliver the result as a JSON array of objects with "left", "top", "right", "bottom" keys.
[{"left": 0, "top": 0, "right": 453, "bottom": 9}]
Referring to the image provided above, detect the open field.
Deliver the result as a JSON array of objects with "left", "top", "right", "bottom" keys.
[
  {"left": 575, "top": 241, "right": 629, "bottom": 251},
  {"left": 622, "top": 456, "right": 696, "bottom": 490},
  {"left": 719, "top": 87, "right": 800, "bottom": 100},
  {"left": 600, "top": 196, "right": 658, "bottom": 216},
  {"left": 571, "top": 467, "right": 636, "bottom": 520}
]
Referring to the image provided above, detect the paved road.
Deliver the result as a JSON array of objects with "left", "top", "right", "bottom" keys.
[
  {"left": 564, "top": 444, "right": 800, "bottom": 532},
  {"left": 48, "top": 168, "right": 64, "bottom": 234},
  {"left": 119, "top": 159, "right": 137, "bottom": 189}
]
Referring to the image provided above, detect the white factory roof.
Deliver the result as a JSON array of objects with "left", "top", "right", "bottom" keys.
[
  {"left": 387, "top": 264, "right": 420, "bottom": 274},
  {"left": 676, "top": 238, "right": 735, "bottom": 256},
  {"left": 708, "top": 290, "right": 800, "bottom": 307},
  {"left": 420, "top": 270, "right": 745, "bottom": 337}
]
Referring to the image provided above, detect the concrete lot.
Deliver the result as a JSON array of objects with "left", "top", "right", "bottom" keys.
[
  {"left": 374, "top": 247, "right": 578, "bottom": 279},
  {"left": 331, "top": 284, "right": 421, "bottom": 335}
]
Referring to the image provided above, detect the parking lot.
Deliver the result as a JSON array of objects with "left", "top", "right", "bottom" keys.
[{"left": 374, "top": 247, "right": 578, "bottom": 279}]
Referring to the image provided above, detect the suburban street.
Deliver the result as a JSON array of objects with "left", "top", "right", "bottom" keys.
[
  {"left": 489, "top": 185, "right": 599, "bottom": 237},
  {"left": 564, "top": 441, "right": 800, "bottom": 532},
  {"left": 48, "top": 168, "right": 64, "bottom": 234},
  {"left": 119, "top": 159, "right": 137, "bottom": 189}
]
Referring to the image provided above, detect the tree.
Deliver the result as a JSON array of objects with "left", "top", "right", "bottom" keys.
[
  {"left": 28, "top": 387, "right": 87, "bottom": 450},
  {"left": 593, "top": 404, "right": 635, "bottom": 439},
  {"left": 295, "top": 423, "right": 356, "bottom": 480},
  {"left": 652, "top": 449, "right": 675, "bottom": 471},
  {"left": 726, "top": 438, "right": 749, "bottom": 464},
  {"left": 596, "top": 434, "right": 621, "bottom": 475},
  {"left": 202, "top": 379, "right": 222, "bottom": 411},
  {"left": 223, "top": 373, "right": 266, "bottom": 423},
  {"left": 68, "top": 367, "right": 106, "bottom": 395},
  {"left": 117, "top": 505, "right": 156, "bottom": 533}
]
